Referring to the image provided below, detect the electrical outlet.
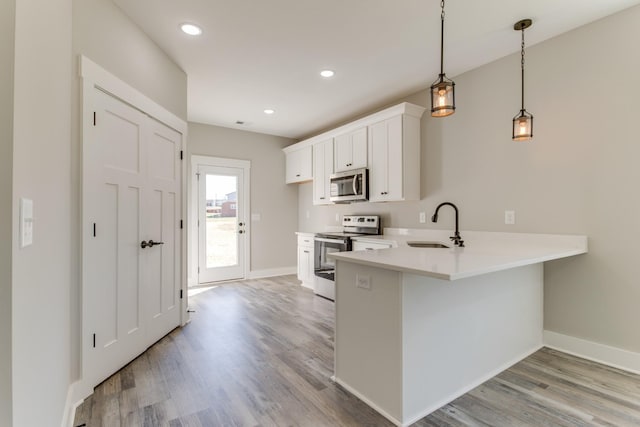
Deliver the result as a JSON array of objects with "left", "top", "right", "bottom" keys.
[
  {"left": 356, "top": 274, "right": 371, "bottom": 290},
  {"left": 419, "top": 212, "right": 426, "bottom": 223},
  {"left": 505, "top": 210, "right": 515, "bottom": 225}
]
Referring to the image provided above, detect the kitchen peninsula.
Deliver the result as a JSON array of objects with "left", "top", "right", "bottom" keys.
[{"left": 329, "top": 229, "right": 587, "bottom": 426}]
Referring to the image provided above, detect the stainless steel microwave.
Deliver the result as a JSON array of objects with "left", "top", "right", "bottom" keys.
[{"left": 330, "top": 168, "right": 368, "bottom": 203}]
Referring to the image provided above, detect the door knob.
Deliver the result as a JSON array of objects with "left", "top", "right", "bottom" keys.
[
  {"left": 141, "top": 240, "right": 164, "bottom": 248},
  {"left": 238, "top": 230, "right": 244, "bottom": 234},
  {"left": 239, "top": 222, "right": 245, "bottom": 226}
]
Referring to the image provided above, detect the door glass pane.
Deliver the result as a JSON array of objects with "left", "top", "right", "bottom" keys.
[{"left": 205, "top": 174, "right": 238, "bottom": 268}]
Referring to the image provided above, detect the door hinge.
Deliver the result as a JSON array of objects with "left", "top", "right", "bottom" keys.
[
  {"left": 180, "top": 150, "right": 183, "bottom": 160},
  {"left": 92, "top": 333, "right": 96, "bottom": 348},
  {"left": 93, "top": 223, "right": 96, "bottom": 237},
  {"left": 180, "top": 289, "right": 183, "bottom": 299},
  {"left": 180, "top": 220, "right": 183, "bottom": 229},
  {"left": 93, "top": 112, "right": 96, "bottom": 126},
  {"left": 198, "top": 266, "right": 200, "bottom": 273}
]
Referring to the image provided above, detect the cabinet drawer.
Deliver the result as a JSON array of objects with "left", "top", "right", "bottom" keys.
[
  {"left": 352, "top": 240, "right": 393, "bottom": 251},
  {"left": 298, "top": 234, "right": 315, "bottom": 247}
]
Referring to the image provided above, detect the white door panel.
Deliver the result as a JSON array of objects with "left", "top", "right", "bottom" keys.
[{"left": 84, "top": 88, "right": 182, "bottom": 387}]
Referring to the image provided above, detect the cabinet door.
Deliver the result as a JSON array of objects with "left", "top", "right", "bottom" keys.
[
  {"left": 368, "top": 119, "right": 389, "bottom": 201},
  {"left": 369, "top": 115, "right": 403, "bottom": 202},
  {"left": 286, "top": 146, "right": 312, "bottom": 183},
  {"left": 350, "top": 127, "right": 368, "bottom": 169},
  {"left": 334, "top": 127, "right": 367, "bottom": 172},
  {"left": 334, "top": 133, "right": 352, "bottom": 172},
  {"left": 297, "top": 245, "right": 314, "bottom": 285},
  {"left": 313, "top": 139, "right": 333, "bottom": 205},
  {"left": 385, "top": 115, "right": 403, "bottom": 199}
]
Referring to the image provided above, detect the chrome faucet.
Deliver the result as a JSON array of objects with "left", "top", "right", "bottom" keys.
[{"left": 431, "top": 202, "right": 465, "bottom": 247}]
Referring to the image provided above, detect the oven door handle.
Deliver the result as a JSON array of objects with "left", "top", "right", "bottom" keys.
[{"left": 315, "top": 237, "right": 347, "bottom": 244}]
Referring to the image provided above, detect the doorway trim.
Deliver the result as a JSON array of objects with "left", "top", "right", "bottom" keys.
[{"left": 189, "top": 155, "right": 251, "bottom": 287}]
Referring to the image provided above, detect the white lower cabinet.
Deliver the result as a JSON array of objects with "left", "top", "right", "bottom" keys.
[{"left": 297, "top": 233, "right": 315, "bottom": 289}]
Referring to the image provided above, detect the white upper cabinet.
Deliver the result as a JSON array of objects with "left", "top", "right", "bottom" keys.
[
  {"left": 368, "top": 112, "right": 422, "bottom": 202},
  {"left": 334, "top": 127, "right": 367, "bottom": 172},
  {"left": 283, "top": 103, "right": 425, "bottom": 198},
  {"left": 285, "top": 145, "right": 312, "bottom": 183},
  {"left": 313, "top": 138, "right": 334, "bottom": 205}
]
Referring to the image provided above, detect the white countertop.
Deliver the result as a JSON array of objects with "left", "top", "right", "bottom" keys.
[{"left": 330, "top": 228, "right": 588, "bottom": 280}]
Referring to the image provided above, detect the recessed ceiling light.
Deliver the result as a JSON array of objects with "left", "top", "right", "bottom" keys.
[
  {"left": 320, "top": 70, "right": 335, "bottom": 78},
  {"left": 264, "top": 109, "right": 275, "bottom": 115},
  {"left": 180, "top": 23, "right": 202, "bottom": 36}
]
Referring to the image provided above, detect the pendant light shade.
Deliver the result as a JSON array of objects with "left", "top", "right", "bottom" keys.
[
  {"left": 512, "top": 19, "right": 533, "bottom": 141},
  {"left": 431, "top": 75, "right": 455, "bottom": 117},
  {"left": 512, "top": 109, "right": 533, "bottom": 141},
  {"left": 431, "top": 0, "right": 455, "bottom": 117}
]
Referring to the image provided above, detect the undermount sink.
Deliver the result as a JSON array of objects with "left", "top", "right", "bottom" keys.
[{"left": 406, "top": 241, "right": 450, "bottom": 248}]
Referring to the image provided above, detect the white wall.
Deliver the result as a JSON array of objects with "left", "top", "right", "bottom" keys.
[
  {"left": 11, "top": 0, "right": 72, "bottom": 425},
  {"left": 189, "top": 123, "right": 298, "bottom": 272},
  {"left": 0, "top": 1, "right": 15, "bottom": 424},
  {"left": 70, "top": 0, "right": 188, "bottom": 385},
  {"left": 298, "top": 5, "right": 640, "bottom": 354}
]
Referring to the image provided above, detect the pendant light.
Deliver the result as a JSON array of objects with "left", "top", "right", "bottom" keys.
[
  {"left": 512, "top": 19, "right": 533, "bottom": 141},
  {"left": 430, "top": 0, "right": 455, "bottom": 117}
]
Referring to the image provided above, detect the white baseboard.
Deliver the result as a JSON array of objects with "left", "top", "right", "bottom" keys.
[
  {"left": 333, "top": 376, "right": 403, "bottom": 426},
  {"left": 61, "top": 380, "right": 92, "bottom": 427},
  {"left": 246, "top": 266, "right": 296, "bottom": 279},
  {"left": 544, "top": 330, "right": 640, "bottom": 375}
]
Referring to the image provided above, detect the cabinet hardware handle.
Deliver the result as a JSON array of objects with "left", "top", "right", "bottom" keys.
[
  {"left": 296, "top": 174, "right": 300, "bottom": 177},
  {"left": 304, "top": 250, "right": 309, "bottom": 253},
  {"left": 320, "top": 197, "right": 325, "bottom": 200}
]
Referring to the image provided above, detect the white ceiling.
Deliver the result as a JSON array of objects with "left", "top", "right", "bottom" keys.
[{"left": 113, "top": 0, "right": 640, "bottom": 140}]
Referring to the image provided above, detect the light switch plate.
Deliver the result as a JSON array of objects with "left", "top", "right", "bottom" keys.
[
  {"left": 505, "top": 210, "right": 516, "bottom": 225},
  {"left": 20, "top": 198, "right": 34, "bottom": 248},
  {"left": 419, "top": 212, "right": 426, "bottom": 223}
]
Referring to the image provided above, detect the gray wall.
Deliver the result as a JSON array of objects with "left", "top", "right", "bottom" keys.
[
  {"left": 189, "top": 123, "right": 298, "bottom": 272},
  {"left": 11, "top": 0, "right": 72, "bottom": 424},
  {"left": 71, "top": 0, "right": 188, "bottom": 382},
  {"left": 0, "top": 0, "right": 15, "bottom": 423},
  {"left": 298, "top": 5, "right": 640, "bottom": 354}
]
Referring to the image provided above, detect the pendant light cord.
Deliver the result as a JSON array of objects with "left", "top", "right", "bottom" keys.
[
  {"left": 520, "top": 27, "right": 525, "bottom": 111},
  {"left": 440, "top": 0, "right": 445, "bottom": 76}
]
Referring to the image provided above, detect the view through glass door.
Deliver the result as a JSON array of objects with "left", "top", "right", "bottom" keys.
[{"left": 198, "top": 165, "right": 246, "bottom": 283}]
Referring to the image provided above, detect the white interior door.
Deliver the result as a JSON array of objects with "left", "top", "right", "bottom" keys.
[
  {"left": 144, "top": 119, "right": 182, "bottom": 344},
  {"left": 84, "top": 88, "right": 182, "bottom": 387},
  {"left": 197, "top": 165, "right": 246, "bottom": 283}
]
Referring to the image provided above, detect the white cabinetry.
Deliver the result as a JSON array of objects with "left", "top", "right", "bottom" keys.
[
  {"left": 352, "top": 240, "right": 394, "bottom": 251},
  {"left": 285, "top": 145, "right": 312, "bottom": 183},
  {"left": 368, "top": 112, "right": 421, "bottom": 202},
  {"left": 297, "top": 233, "right": 315, "bottom": 289},
  {"left": 312, "top": 139, "right": 333, "bottom": 205},
  {"left": 334, "top": 127, "right": 367, "bottom": 172}
]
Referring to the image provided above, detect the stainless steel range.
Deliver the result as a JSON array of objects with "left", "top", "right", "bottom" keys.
[{"left": 314, "top": 215, "right": 380, "bottom": 300}]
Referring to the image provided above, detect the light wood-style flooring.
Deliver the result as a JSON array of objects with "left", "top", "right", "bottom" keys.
[{"left": 75, "top": 275, "right": 640, "bottom": 426}]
